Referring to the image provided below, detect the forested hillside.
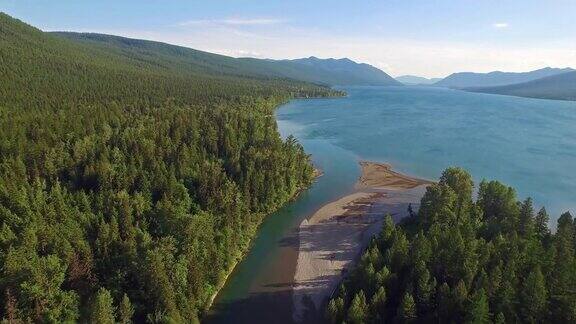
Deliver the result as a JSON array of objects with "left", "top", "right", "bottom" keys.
[
  {"left": 0, "top": 13, "right": 338, "bottom": 322},
  {"left": 53, "top": 32, "right": 400, "bottom": 87},
  {"left": 326, "top": 168, "right": 576, "bottom": 323}
]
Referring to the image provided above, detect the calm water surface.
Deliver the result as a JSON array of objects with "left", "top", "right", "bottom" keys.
[
  {"left": 282, "top": 86, "right": 576, "bottom": 218},
  {"left": 209, "top": 86, "right": 576, "bottom": 323}
]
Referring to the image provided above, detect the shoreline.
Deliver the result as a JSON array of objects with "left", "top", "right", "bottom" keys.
[
  {"left": 205, "top": 164, "right": 324, "bottom": 316},
  {"left": 291, "top": 161, "right": 432, "bottom": 322},
  {"left": 356, "top": 161, "right": 435, "bottom": 190}
]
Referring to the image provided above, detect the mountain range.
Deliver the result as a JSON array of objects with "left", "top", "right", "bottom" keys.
[
  {"left": 395, "top": 75, "right": 442, "bottom": 85},
  {"left": 43, "top": 31, "right": 576, "bottom": 101},
  {"left": 466, "top": 71, "right": 576, "bottom": 101},
  {"left": 53, "top": 32, "right": 400, "bottom": 87},
  {"left": 280, "top": 56, "right": 401, "bottom": 86},
  {"left": 4, "top": 12, "right": 575, "bottom": 102},
  {"left": 433, "top": 67, "right": 574, "bottom": 88}
]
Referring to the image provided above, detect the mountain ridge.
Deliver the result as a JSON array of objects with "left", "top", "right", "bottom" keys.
[
  {"left": 465, "top": 70, "right": 576, "bottom": 101},
  {"left": 52, "top": 32, "right": 400, "bottom": 87},
  {"left": 434, "top": 67, "right": 574, "bottom": 88},
  {"left": 396, "top": 75, "right": 442, "bottom": 85}
]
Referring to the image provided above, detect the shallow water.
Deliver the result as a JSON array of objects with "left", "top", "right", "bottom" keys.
[{"left": 208, "top": 86, "right": 576, "bottom": 323}]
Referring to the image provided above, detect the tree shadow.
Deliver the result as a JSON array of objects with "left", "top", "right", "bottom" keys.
[{"left": 206, "top": 289, "right": 295, "bottom": 324}]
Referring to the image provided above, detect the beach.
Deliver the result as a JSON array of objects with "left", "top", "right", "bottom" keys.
[{"left": 291, "top": 161, "right": 432, "bottom": 322}]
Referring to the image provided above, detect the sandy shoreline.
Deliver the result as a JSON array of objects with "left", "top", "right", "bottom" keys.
[
  {"left": 206, "top": 167, "right": 325, "bottom": 318},
  {"left": 356, "top": 161, "right": 434, "bottom": 190},
  {"left": 292, "top": 161, "right": 432, "bottom": 322}
]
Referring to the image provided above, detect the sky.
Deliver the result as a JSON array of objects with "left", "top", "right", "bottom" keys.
[{"left": 2, "top": 0, "right": 575, "bottom": 78}]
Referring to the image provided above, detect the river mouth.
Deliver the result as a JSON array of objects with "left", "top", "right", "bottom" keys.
[
  {"left": 207, "top": 86, "right": 576, "bottom": 323},
  {"left": 207, "top": 138, "right": 361, "bottom": 324}
]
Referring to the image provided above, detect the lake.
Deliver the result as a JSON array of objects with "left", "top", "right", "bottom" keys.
[{"left": 208, "top": 86, "right": 576, "bottom": 323}]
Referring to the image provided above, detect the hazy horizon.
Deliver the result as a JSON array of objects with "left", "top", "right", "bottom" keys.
[{"left": 3, "top": 0, "right": 575, "bottom": 78}]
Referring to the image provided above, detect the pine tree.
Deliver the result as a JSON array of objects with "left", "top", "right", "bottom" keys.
[
  {"left": 437, "top": 282, "right": 453, "bottom": 322},
  {"left": 379, "top": 214, "right": 396, "bottom": 247},
  {"left": 549, "top": 212, "right": 576, "bottom": 322},
  {"left": 534, "top": 207, "right": 550, "bottom": 240},
  {"left": 414, "top": 260, "right": 434, "bottom": 315},
  {"left": 438, "top": 167, "right": 474, "bottom": 222},
  {"left": 326, "top": 298, "right": 341, "bottom": 324},
  {"left": 466, "top": 289, "right": 490, "bottom": 324},
  {"left": 418, "top": 183, "right": 457, "bottom": 228},
  {"left": 453, "top": 280, "right": 469, "bottom": 322},
  {"left": 519, "top": 197, "right": 535, "bottom": 237},
  {"left": 494, "top": 312, "right": 506, "bottom": 324},
  {"left": 397, "top": 292, "right": 416, "bottom": 323},
  {"left": 347, "top": 291, "right": 368, "bottom": 324},
  {"left": 370, "top": 286, "right": 387, "bottom": 321},
  {"left": 520, "top": 266, "right": 546, "bottom": 322},
  {"left": 118, "top": 293, "right": 134, "bottom": 324},
  {"left": 90, "top": 288, "right": 115, "bottom": 324}
]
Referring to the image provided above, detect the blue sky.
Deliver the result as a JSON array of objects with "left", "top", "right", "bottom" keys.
[{"left": 3, "top": 0, "right": 575, "bottom": 78}]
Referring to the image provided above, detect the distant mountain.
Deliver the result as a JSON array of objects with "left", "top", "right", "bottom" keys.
[
  {"left": 396, "top": 75, "right": 442, "bottom": 85},
  {"left": 53, "top": 32, "right": 399, "bottom": 86},
  {"left": 434, "top": 67, "right": 574, "bottom": 88},
  {"left": 466, "top": 71, "right": 576, "bottom": 101},
  {"left": 280, "top": 56, "right": 402, "bottom": 86}
]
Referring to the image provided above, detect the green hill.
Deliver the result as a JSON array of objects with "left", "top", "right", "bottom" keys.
[
  {"left": 53, "top": 32, "right": 401, "bottom": 86},
  {"left": 466, "top": 71, "right": 576, "bottom": 101},
  {"left": 0, "top": 12, "right": 337, "bottom": 323}
]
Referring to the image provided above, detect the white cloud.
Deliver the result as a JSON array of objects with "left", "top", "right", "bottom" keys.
[
  {"left": 179, "top": 18, "right": 285, "bottom": 27},
  {"left": 236, "top": 49, "right": 262, "bottom": 57},
  {"left": 493, "top": 23, "right": 509, "bottom": 29},
  {"left": 213, "top": 49, "right": 263, "bottom": 57}
]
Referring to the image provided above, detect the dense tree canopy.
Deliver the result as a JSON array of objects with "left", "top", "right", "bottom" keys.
[
  {"left": 327, "top": 167, "right": 576, "bottom": 323},
  {"left": 0, "top": 13, "right": 339, "bottom": 322}
]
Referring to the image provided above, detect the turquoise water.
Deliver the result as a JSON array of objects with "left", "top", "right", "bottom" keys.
[
  {"left": 209, "top": 86, "right": 576, "bottom": 323},
  {"left": 280, "top": 86, "right": 576, "bottom": 220}
]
